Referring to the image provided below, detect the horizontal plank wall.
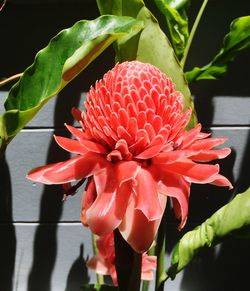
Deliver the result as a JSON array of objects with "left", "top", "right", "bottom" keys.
[{"left": 1, "top": 1, "right": 250, "bottom": 291}]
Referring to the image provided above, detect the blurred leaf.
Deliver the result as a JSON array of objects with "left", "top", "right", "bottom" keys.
[
  {"left": 186, "top": 16, "right": 250, "bottom": 82},
  {"left": 0, "top": 15, "right": 143, "bottom": 154},
  {"left": 153, "top": 0, "right": 190, "bottom": 59},
  {"left": 97, "top": 0, "right": 197, "bottom": 129},
  {"left": 81, "top": 284, "right": 118, "bottom": 291},
  {"left": 167, "top": 187, "right": 250, "bottom": 279}
]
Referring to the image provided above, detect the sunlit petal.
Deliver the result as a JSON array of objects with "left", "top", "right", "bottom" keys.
[
  {"left": 27, "top": 153, "right": 108, "bottom": 184},
  {"left": 119, "top": 194, "right": 167, "bottom": 253},
  {"left": 86, "top": 169, "right": 133, "bottom": 236},
  {"left": 160, "top": 160, "right": 220, "bottom": 183},
  {"left": 135, "top": 168, "right": 164, "bottom": 221}
]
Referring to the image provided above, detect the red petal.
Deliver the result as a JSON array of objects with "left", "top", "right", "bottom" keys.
[
  {"left": 119, "top": 194, "right": 167, "bottom": 253},
  {"left": 71, "top": 107, "right": 83, "bottom": 122},
  {"left": 65, "top": 123, "right": 89, "bottom": 140},
  {"left": 190, "top": 148, "right": 231, "bottom": 162},
  {"left": 54, "top": 135, "right": 88, "bottom": 155},
  {"left": 178, "top": 124, "right": 202, "bottom": 149},
  {"left": 115, "top": 161, "right": 140, "bottom": 186},
  {"left": 80, "top": 139, "right": 108, "bottom": 154},
  {"left": 209, "top": 174, "right": 233, "bottom": 189},
  {"left": 190, "top": 137, "right": 227, "bottom": 150},
  {"left": 135, "top": 144, "right": 163, "bottom": 159},
  {"left": 135, "top": 168, "right": 164, "bottom": 221},
  {"left": 160, "top": 160, "right": 220, "bottom": 184},
  {"left": 81, "top": 178, "right": 96, "bottom": 226},
  {"left": 152, "top": 150, "right": 200, "bottom": 164},
  {"left": 86, "top": 168, "right": 132, "bottom": 236},
  {"left": 27, "top": 153, "right": 108, "bottom": 184},
  {"left": 158, "top": 171, "right": 190, "bottom": 228}
]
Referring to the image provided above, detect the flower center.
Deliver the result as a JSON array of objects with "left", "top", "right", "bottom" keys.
[{"left": 82, "top": 61, "right": 190, "bottom": 160}]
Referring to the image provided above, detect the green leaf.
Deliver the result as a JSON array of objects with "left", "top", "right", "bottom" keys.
[
  {"left": 81, "top": 284, "right": 118, "bottom": 291},
  {"left": 167, "top": 187, "right": 250, "bottom": 279},
  {"left": 97, "top": 0, "right": 197, "bottom": 129},
  {"left": 186, "top": 16, "right": 250, "bottom": 82},
  {"left": 153, "top": 0, "right": 190, "bottom": 59},
  {"left": 0, "top": 15, "right": 143, "bottom": 154}
]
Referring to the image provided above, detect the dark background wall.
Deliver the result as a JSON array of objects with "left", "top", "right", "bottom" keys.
[{"left": 0, "top": 1, "right": 250, "bottom": 290}]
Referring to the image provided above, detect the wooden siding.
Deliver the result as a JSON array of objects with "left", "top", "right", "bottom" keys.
[{"left": 1, "top": 1, "right": 250, "bottom": 291}]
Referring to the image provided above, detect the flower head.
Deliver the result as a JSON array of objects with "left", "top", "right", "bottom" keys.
[
  {"left": 27, "top": 61, "right": 232, "bottom": 252},
  {"left": 86, "top": 232, "right": 156, "bottom": 286}
]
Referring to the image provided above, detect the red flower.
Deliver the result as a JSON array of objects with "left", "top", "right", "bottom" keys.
[
  {"left": 27, "top": 61, "right": 232, "bottom": 252},
  {"left": 86, "top": 232, "right": 156, "bottom": 285}
]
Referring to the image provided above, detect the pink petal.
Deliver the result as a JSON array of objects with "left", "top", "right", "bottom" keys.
[
  {"left": 65, "top": 123, "right": 89, "bottom": 140},
  {"left": 190, "top": 148, "right": 231, "bottom": 162},
  {"left": 152, "top": 150, "right": 200, "bottom": 164},
  {"left": 81, "top": 178, "right": 96, "bottom": 226},
  {"left": 71, "top": 107, "right": 83, "bottom": 122},
  {"left": 158, "top": 171, "right": 190, "bottom": 229},
  {"left": 135, "top": 143, "right": 163, "bottom": 159},
  {"left": 86, "top": 168, "right": 133, "bottom": 236},
  {"left": 115, "top": 161, "right": 140, "bottom": 186},
  {"left": 135, "top": 168, "right": 164, "bottom": 221},
  {"left": 86, "top": 255, "right": 109, "bottom": 275},
  {"left": 80, "top": 139, "right": 108, "bottom": 154},
  {"left": 119, "top": 194, "right": 167, "bottom": 253},
  {"left": 190, "top": 137, "right": 227, "bottom": 150},
  {"left": 27, "top": 153, "right": 108, "bottom": 184},
  {"left": 141, "top": 270, "right": 154, "bottom": 281},
  {"left": 160, "top": 160, "right": 220, "bottom": 184},
  {"left": 142, "top": 255, "right": 157, "bottom": 272},
  {"left": 177, "top": 124, "right": 202, "bottom": 149},
  {"left": 54, "top": 135, "right": 88, "bottom": 155},
  {"left": 141, "top": 254, "right": 157, "bottom": 280},
  {"left": 209, "top": 174, "right": 233, "bottom": 189}
]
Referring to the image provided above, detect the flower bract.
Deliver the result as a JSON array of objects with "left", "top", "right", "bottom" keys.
[
  {"left": 27, "top": 61, "right": 232, "bottom": 252},
  {"left": 86, "top": 232, "right": 156, "bottom": 285}
]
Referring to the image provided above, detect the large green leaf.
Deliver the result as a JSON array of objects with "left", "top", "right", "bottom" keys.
[
  {"left": 0, "top": 15, "right": 143, "bottom": 154},
  {"left": 81, "top": 284, "right": 118, "bottom": 291},
  {"left": 153, "top": 0, "right": 190, "bottom": 60},
  {"left": 166, "top": 187, "right": 250, "bottom": 279},
  {"left": 97, "top": 0, "right": 197, "bottom": 129},
  {"left": 186, "top": 16, "right": 250, "bottom": 82}
]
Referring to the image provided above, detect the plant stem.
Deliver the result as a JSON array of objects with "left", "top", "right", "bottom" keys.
[
  {"left": 155, "top": 211, "right": 167, "bottom": 291},
  {"left": 142, "top": 281, "right": 150, "bottom": 291},
  {"left": 181, "top": 0, "right": 209, "bottom": 68},
  {"left": 0, "top": 73, "right": 23, "bottom": 87},
  {"left": 114, "top": 229, "right": 142, "bottom": 291},
  {"left": 91, "top": 233, "right": 104, "bottom": 285}
]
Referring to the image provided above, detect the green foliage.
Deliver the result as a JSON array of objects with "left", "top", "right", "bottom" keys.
[
  {"left": 186, "top": 16, "right": 250, "bottom": 82},
  {"left": 0, "top": 15, "right": 143, "bottom": 155},
  {"left": 166, "top": 187, "right": 250, "bottom": 279},
  {"left": 153, "top": 0, "right": 190, "bottom": 60},
  {"left": 81, "top": 284, "right": 118, "bottom": 291},
  {"left": 97, "top": 0, "right": 197, "bottom": 129}
]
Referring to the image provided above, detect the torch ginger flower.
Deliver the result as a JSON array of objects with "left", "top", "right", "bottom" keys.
[
  {"left": 27, "top": 61, "right": 232, "bottom": 253},
  {"left": 86, "top": 232, "right": 156, "bottom": 285}
]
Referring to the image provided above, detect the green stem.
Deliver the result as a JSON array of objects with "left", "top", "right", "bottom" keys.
[
  {"left": 181, "top": 0, "right": 209, "bottom": 68},
  {"left": 155, "top": 211, "right": 167, "bottom": 291},
  {"left": 91, "top": 233, "right": 104, "bottom": 285},
  {"left": 142, "top": 281, "right": 150, "bottom": 291},
  {"left": 114, "top": 229, "right": 142, "bottom": 291}
]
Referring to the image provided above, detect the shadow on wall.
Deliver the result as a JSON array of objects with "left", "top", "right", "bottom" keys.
[
  {"left": 0, "top": 155, "right": 16, "bottom": 291},
  {"left": 27, "top": 85, "right": 89, "bottom": 291},
  {"left": 179, "top": 117, "right": 249, "bottom": 291},
  {"left": 65, "top": 244, "right": 90, "bottom": 291}
]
